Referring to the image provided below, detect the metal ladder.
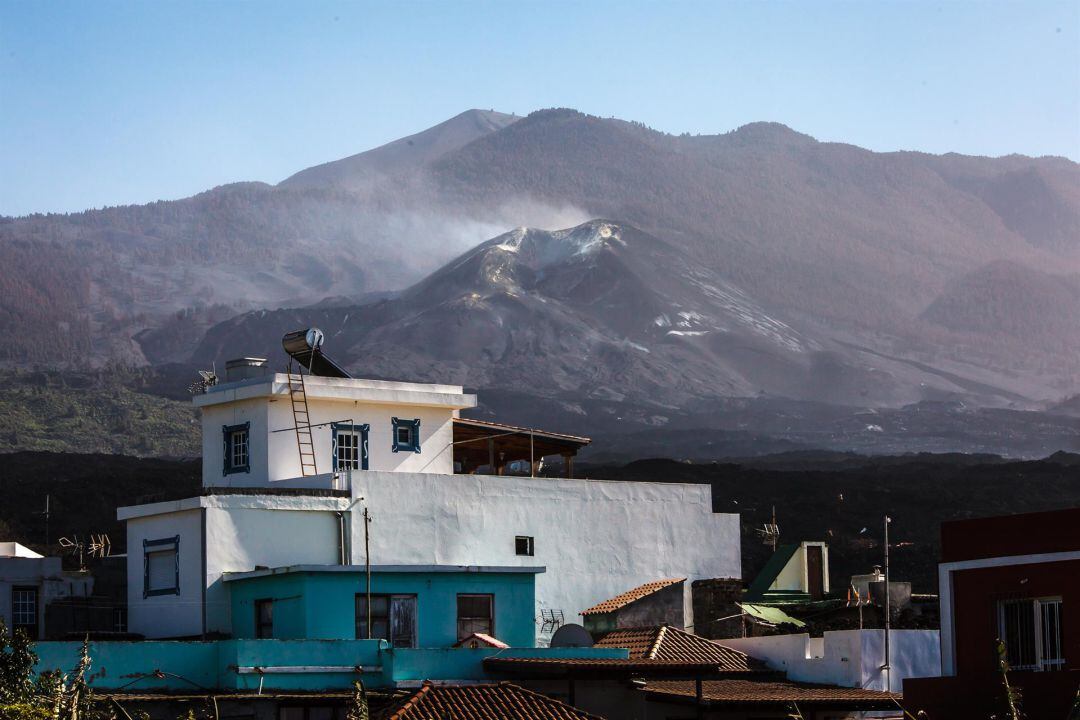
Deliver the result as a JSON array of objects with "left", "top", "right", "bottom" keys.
[{"left": 287, "top": 364, "right": 318, "bottom": 477}]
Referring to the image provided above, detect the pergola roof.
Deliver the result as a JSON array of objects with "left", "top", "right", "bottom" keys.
[{"left": 453, "top": 418, "right": 591, "bottom": 475}]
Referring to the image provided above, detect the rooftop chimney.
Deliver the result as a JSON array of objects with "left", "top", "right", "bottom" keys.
[{"left": 225, "top": 357, "right": 269, "bottom": 382}]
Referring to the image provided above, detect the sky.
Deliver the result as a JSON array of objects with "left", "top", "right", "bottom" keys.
[{"left": 1, "top": 0, "right": 1078, "bottom": 217}]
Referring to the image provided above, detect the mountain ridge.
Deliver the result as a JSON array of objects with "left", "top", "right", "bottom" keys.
[{"left": 2, "top": 108, "right": 1078, "bottom": 423}]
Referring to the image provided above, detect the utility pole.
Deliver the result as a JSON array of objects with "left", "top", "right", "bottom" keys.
[
  {"left": 883, "top": 515, "right": 892, "bottom": 692},
  {"left": 364, "top": 507, "right": 372, "bottom": 640}
]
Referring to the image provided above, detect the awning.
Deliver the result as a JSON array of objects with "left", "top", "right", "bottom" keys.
[
  {"left": 453, "top": 418, "right": 590, "bottom": 477},
  {"left": 738, "top": 603, "right": 807, "bottom": 628}
]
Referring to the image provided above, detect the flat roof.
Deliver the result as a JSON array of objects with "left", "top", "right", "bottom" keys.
[
  {"left": 223, "top": 564, "right": 546, "bottom": 582},
  {"left": 195, "top": 373, "right": 476, "bottom": 410}
]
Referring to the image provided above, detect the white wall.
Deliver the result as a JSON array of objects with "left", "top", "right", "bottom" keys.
[
  {"left": 204, "top": 503, "right": 343, "bottom": 635},
  {"left": 200, "top": 377, "right": 463, "bottom": 488},
  {"left": 771, "top": 542, "right": 829, "bottom": 595},
  {"left": 351, "top": 471, "right": 740, "bottom": 644},
  {"left": 121, "top": 472, "right": 739, "bottom": 644},
  {"left": 126, "top": 509, "right": 204, "bottom": 639},
  {"left": 122, "top": 495, "right": 351, "bottom": 638},
  {"left": 720, "top": 629, "right": 941, "bottom": 693}
]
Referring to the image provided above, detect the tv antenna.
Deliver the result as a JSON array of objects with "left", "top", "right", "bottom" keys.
[
  {"left": 188, "top": 364, "right": 218, "bottom": 395},
  {"left": 58, "top": 533, "right": 111, "bottom": 571},
  {"left": 756, "top": 505, "right": 780, "bottom": 552}
]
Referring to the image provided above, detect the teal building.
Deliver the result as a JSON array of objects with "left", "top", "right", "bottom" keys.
[{"left": 224, "top": 564, "right": 541, "bottom": 648}]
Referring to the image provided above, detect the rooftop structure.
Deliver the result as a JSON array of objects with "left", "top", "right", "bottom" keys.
[
  {"left": 121, "top": 330, "right": 742, "bottom": 644},
  {"left": 744, "top": 541, "right": 829, "bottom": 604}
]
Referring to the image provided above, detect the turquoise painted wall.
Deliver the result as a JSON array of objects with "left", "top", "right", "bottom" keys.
[
  {"left": 32, "top": 640, "right": 627, "bottom": 692},
  {"left": 228, "top": 570, "right": 537, "bottom": 648}
]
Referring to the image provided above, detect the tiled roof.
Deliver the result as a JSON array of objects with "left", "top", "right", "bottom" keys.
[
  {"left": 581, "top": 578, "right": 685, "bottom": 616},
  {"left": 645, "top": 679, "right": 899, "bottom": 707},
  {"left": 482, "top": 657, "right": 762, "bottom": 678},
  {"left": 593, "top": 626, "right": 767, "bottom": 672},
  {"left": 453, "top": 632, "right": 509, "bottom": 648},
  {"left": 372, "top": 681, "right": 604, "bottom": 720}
]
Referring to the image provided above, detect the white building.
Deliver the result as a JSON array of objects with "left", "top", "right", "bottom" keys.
[
  {"left": 0, "top": 542, "right": 93, "bottom": 640},
  {"left": 721, "top": 629, "right": 941, "bottom": 694},
  {"left": 121, "top": 355, "right": 741, "bottom": 641}
]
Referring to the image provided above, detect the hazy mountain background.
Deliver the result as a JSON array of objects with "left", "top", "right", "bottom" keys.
[{"left": 3, "top": 108, "right": 1080, "bottom": 457}]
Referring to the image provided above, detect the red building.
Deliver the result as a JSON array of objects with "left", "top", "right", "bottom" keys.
[{"left": 904, "top": 507, "right": 1080, "bottom": 718}]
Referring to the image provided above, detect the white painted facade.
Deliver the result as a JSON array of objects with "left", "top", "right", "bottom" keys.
[
  {"left": 196, "top": 374, "right": 474, "bottom": 485},
  {"left": 0, "top": 543, "right": 93, "bottom": 640},
  {"left": 121, "top": 494, "right": 348, "bottom": 639},
  {"left": 765, "top": 541, "right": 830, "bottom": 596},
  {"left": 720, "top": 629, "right": 941, "bottom": 694},
  {"left": 122, "top": 372, "right": 741, "bottom": 641}
]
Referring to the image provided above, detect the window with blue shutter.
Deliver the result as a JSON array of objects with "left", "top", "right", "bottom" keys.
[
  {"left": 223, "top": 422, "right": 251, "bottom": 475},
  {"left": 332, "top": 423, "right": 369, "bottom": 471},
  {"left": 143, "top": 536, "right": 180, "bottom": 598},
  {"left": 392, "top": 417, "right": 421, "bottom": 453}
]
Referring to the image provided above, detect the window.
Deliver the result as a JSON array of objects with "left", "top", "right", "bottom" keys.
[
  {"left": 11, "top": 587, "right": 38, "bottom": 639},
  {"left": 255, "top": 599, "right": 274, "bottom": 639},
  {"left": 143, "top": 536, "right": 180, "bottom": 597},
  {"left": 223, "top": 422, "right": 250, "bottom": 475},
  {"left": 332, "top": 423, "right": 369, "bottom": 471},
  {"left": 113, "top": 607, "right": 127, "bottom": 633},
  {"left": 391, "top": 417, "right": 421, "bottom": 454},
  {"left": 998, "top": 597, "right": 1064, "bottom": 671},
  {"left": 515, "top": 536, "right": 534, "bottom": 556},
  {"left": 355, "top": 594, "right": 417, "bottom": 647},
  {"left": 457, "top": 594, "right": 494, "bottom": 640}
]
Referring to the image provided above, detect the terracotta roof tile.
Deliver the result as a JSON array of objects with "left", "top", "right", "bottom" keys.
[
  {"left": 580, "top": 579, "right": 685, "bottom": 616},
  {"left": 593, "top": 626, "right": 767, "bottom": 672},
  {"left": 645, "top": 679, "right": 900, "bottom": 707},
  {"left": 453, "top": 632, "right": 509, "bottom": 648},
  {"left": 372, "top": 681, "right": 604, "bottom": 720}
]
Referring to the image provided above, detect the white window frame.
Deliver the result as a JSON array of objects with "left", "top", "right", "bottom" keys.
[{"left": 997, "top": 596, "right": 1064, "bottom": 671}]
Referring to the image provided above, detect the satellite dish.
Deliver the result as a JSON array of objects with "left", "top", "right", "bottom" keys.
[{"left": 550, "top": 623, "right": 593, "bottom": 648}]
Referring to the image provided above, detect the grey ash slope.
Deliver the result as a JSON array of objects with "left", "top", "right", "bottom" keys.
[
  {"left": 4, "top": 108, "right": 1080, "bottom": 410},
  {"left": 195, "top": 220, "right": 1023, "bottom": 409},
  {"left": 280, "top": 109, "right": 519, "bottom": 191}
]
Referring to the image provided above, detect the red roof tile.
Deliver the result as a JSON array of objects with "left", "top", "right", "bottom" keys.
[
  {"left": 580, "top": 579, "right": 685, "bottom": 616},
  {"left": 645, "top": 679, "right": 900, "bottom": 707},
  {"left": 593, "top": 626, "right": 767, "bottom": 672},
  {"left": 453, "top": 632, "right": 509, "bottom": 649},
  {"left": 373, "top": 681, "right": 604, "bottom": 720}
]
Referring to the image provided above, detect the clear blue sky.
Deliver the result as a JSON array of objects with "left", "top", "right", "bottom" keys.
[{"left": 1, "top": 0, "right": 1077, "bottom": 216}]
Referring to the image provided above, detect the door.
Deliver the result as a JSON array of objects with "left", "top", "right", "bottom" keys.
[{"left": 806, "top": 546, "right": 824, "bottom": 600}]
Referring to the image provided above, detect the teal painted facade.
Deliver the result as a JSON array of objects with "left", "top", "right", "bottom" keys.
[
  {"left": 227, "top": 568, "right": 538, "bottom": 648},
  {"left": 32, "top": 640, "right": 627, "bottom": 692}
]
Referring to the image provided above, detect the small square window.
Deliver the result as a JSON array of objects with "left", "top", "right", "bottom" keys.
[
  {"left": 515, "top": 536, "right": 534, "bottom": 556},
  {"left": 457, "top": 594, "right": 494, "bottom": 640},
  {"left": 223, "top": 422, "right": 251, "bottom": 475},
  {"left": 391, "top": 418, "right": 421, "bottom": 454}
]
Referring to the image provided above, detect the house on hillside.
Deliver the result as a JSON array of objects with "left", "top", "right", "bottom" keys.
[
  {"left": 904, "top": 507, "right": 1080, "bottom": 718},
  {"left": 120, "top": 331, "right": 741, "bottom": 644}
]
